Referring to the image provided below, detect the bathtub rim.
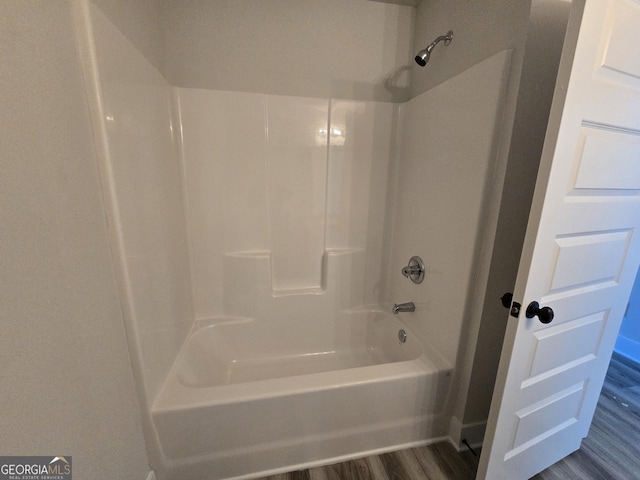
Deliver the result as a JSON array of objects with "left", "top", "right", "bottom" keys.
[
  {"left": 153, "top": 354, "right": 442, "bottom": 413},
  {"left": 152, "top": 308, "right": 453, "bottom": 413},
  {"left": 174, "top": 309, "right": 427, "bottom": 389}
]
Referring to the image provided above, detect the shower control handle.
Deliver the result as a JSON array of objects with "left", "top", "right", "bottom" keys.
[
  {"left": 402, "top": 265, "right": 421, "bottom": 277},
  {"left": 401, "top": 256, "right": 425, "bottom": 284}
]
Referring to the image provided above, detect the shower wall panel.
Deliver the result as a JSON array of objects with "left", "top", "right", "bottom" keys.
[
  {"left": 178, "top": 89, "right": 395, "bottom": 320},
  {"left": 267, "top": 96, "right": 329, "bottom": 292},
  {"left": 327, "top": 101, "right": 397, "bottom": 301},
  {"left": 389, "top": 51, "right": 513, "bottom": 365},
  {"left": 176, "top": 90, "right": 270, "bottom": 318},
  {"left": 86, "top": 4, "right": 194, "bottom": 405}
]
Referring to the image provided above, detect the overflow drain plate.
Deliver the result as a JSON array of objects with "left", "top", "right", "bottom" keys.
[{"left": 398, "top": 329, "right": 407, "bottom": 343}]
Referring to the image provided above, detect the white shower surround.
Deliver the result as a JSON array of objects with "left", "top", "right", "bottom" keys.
[
  {"left": 178, "top": 53, "right": 512, "bottom": 368},
  {"left": 82, "top": 2, "right": 512, "bottom": 478}
]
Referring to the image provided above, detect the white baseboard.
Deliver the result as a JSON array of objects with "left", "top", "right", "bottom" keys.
[
  {"left": 448, "top": 416, "right": 486, "bottom": 451},
  {"left": 615, "top": 335, "right": 640, "bottom": 365}
]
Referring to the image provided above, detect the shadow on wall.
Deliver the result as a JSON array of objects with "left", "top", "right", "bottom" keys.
[
  {"left": 329, "top": 65, "right": 412, "bottom": 103},
  {"left": 385, "top": 65, "right": 414, "bottom": 101}
]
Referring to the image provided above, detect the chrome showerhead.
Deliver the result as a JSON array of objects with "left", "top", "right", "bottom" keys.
[
  {"left": 414, "top": 48, "right": 431, "bottom": 67},
  {"left": 414, "top": 30, "right": 453, "bottom": 67}
]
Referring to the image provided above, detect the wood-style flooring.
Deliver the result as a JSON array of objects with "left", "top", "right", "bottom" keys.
[
  {"left": 256, "top": 352, "right": 640, "bottom": 480},
  {"left": 256, "top": 442, "right": 478, "bottom": 480},
  {"left": 533, "top": 352, "right": 640, "bottom": 480}
]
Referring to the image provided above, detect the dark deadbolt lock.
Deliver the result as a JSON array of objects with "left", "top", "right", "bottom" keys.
[
  {"left": 526, "top": 301, "right": 554, "bottom": 324},
  {"left": 501, "top": 292, "right": 521, "bottom": 318},
  {"left": 510, "top": 302, "right": 521, "bottom": 318}
]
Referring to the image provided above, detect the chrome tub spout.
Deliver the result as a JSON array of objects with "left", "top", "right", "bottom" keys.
[{"left": 392, "top": 302, "right": 415, "bottom": 314}]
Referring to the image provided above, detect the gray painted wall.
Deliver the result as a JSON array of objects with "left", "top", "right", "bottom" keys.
[
  {"left": 409, "top": 0, "right": 531, "bottom": 98},
  {"left": 92, "top": 0, "right": 164, "bottom": 73},
  {"left": 0, "top": 2, "right": 150, "bottom": 478},
  {"left": 160, "top": 0, "right": 416, "bottom": 102},
  {"left": 462, "top": 0, "right": 573, "bottom": 426}
]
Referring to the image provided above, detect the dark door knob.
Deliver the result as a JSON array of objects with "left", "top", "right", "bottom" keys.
[{"left": 525, "top": 301, "right": 554, "bottom": 324}]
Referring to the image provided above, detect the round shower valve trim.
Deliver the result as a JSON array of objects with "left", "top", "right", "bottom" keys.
[{"left": 401, "top": 256, "right": 425, "bottom": 284}]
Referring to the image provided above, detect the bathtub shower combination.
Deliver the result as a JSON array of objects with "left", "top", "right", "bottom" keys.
[
  {"left": 152, "top": 251, "right": 452, "bottom": 479},
  {"left": 138, "top": 82, "right": 464, "bottom": 479}
]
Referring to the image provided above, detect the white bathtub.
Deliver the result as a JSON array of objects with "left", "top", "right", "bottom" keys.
[{"left": 152, "top": 310, "right": 452, "bottom": 480}]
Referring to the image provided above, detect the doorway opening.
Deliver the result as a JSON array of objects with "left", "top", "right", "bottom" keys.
[{"left": 614, "top": 265, "right": 640, "bottom": 364}]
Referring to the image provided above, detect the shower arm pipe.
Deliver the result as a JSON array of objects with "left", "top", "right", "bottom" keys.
[{"left": 429, "top": 31, "right": 453, "bottom": 49}]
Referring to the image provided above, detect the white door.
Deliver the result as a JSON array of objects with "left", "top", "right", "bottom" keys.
[{"left": 478, "top": 0, "right": 640, "bottom": 478}]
